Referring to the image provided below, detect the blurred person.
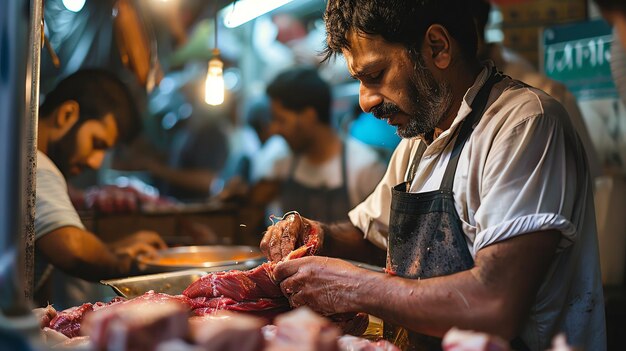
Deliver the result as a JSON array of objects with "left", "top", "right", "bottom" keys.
[
  {"left": 35, "top": 69, "right": 167, "bottom": 306},
  {"left": 119, "top": 75, "right": 232, "bottom": 203},
  {"left": 246, "top": 96, "right": 290, "bottom": 182},
  {"left": 250, "top": 66, "right": 387, "bottom": 224},
  {"left": 473, "top": 0, "right": 601, "bottom": 179},
  {"left": 596, "top": 0, "right": 626, "bottom": 50},
  {"left": 597, "top": 0, "right": 626, "bottom": 108}
]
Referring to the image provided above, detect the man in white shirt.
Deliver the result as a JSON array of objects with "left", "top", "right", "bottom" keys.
[
  {"left": 250, "top": 67, "right": 386, "bottom": 226},
  {"left": 260, "top": 1, "right": 606, "bottom": 350},
  {"left": 35, "top": 69, "right": 166, "bottom": 306}
]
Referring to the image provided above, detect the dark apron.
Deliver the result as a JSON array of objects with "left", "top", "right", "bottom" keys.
[
  {"left": 279, "top": 142, "right": 351, "bottom": 223},
  {"left": 385, "top": 70, "right": 507, "bottom": 351}
]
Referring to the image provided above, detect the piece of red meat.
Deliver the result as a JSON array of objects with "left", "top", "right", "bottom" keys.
[
  {"left": 48, "top": 303, "right": 94, "bottom": 338},
  {"left": 192, "top": 297, "right": 291, "bottom": 321},
  {"left": 82, "top": 297, "right": 188, "bottom": 351},
  {"left": 183, "top": 215, "right": 320, "bottom": 302},
  {"left": 48, "top": 291, "right": 189, "bottom": 339},
  {"left": 188, "top": 311, "right": 265, "bottom": 351},
  {"left": 183, "top": 263, "right": 283, "bottom": 300}
]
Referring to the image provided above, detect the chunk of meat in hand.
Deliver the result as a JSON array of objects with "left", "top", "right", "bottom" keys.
[
  {"left": 260, "top": 212, "right": 324, "bottom": 262},
  {"left": 183, "top": 263, "right": 283, "bottom": 300},
  {"left": 188, "top": 311, "right": 265, "bottom": 351}
]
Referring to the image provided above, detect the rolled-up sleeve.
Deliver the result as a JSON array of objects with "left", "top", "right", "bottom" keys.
[
  {"left": 349, "top": 139, "right": 418, "bottom": 249},
  {"left": 472, "top": 108, "right": 581, "bottom": 254}
]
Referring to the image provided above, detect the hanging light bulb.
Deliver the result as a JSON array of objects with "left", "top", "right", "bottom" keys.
[{"left": 205, "top": 48, "right": 224, "bottom": 106}]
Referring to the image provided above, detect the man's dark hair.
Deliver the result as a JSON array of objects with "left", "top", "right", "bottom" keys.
[
  {"left": 471, "top": 0, "right": 492, "bottom": 42},
  {"left": 323, "top": 0, "right": 479, "bottom": 62},
  {"left": 266, "top": 66, "right": 332, "bottom": 125},
  {"left": 595, "top": 0, "right": 626, "bottom": 13},
  {"left": 39, "top": 68, "right": 141, "bottom": 143}
]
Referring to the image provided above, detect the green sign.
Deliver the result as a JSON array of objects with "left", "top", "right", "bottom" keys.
[{"left": 543, "top": 19, "right": 616, "bottom": 100}]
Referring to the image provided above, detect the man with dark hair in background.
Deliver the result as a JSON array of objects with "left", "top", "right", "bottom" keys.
[
  {"left": 261, "top": 1, "right": 605, "bottom": 350},
  {"left": 250, "top": 66, "right": 386, "bottom": 225},
  {"left": 35, "top": 69, "right": 166, "bottom": 306}
]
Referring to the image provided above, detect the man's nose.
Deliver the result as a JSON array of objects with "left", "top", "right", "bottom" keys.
[
  {"left": 86, "top": 150, "right": 106, "bottom": 170},
  {"left": 359, "top": 84, "right": 383, "bottom": 113}
]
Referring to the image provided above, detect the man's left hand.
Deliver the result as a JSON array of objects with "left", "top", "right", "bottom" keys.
[
  {"left": 273, "top": 256, "right": 368, "bottom": 315},
  {"left": 109, "top": 230, "right": 167, "bottom": 259}
]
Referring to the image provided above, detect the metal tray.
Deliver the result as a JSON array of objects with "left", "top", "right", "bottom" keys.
[
  {"left": 136, "top": 245, "right": 266, "bottom": 273},
  {"left": 101, "top": 269, "right": 208, "bottom": 298}
]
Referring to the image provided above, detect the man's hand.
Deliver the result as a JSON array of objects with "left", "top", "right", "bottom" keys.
[
  {"left": 108, "top": 230, "right": 167, "bottom": 259},
  {"left": 273, "top": 256, "right": 369, "bottom": 315},
  {"left": 259, "top": 213, "right": 325, "bottom": 262}
]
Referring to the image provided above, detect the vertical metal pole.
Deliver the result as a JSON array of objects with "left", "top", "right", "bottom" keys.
[
  {"left": 0, "top": 0, "right": 42, "bottom": 342},
  {"left": 25, "top": 0, "right": 43, "bottom": 302}
]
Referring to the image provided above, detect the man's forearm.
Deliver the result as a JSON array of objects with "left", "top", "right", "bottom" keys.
[
  {"left": 350, "top": 231, "right": 560, "bottom": 340},
  {"left": 321, "top": 221, "right": 386, "bottom": 265},
  {"left": 36, "top": 227, "right": 133, "bottom": 281},
  {"left": 353, "top": 269, "right": 511, "bottom": 338}
]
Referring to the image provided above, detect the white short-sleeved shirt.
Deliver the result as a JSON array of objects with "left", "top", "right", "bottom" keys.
[
  {"left": 266, "top": 137, "right": 386, "bottom": 209},
  {"left": 349, "top": 65, "right": 606, "bottom": 350},
  {"left": 35, "top": 151, "right": 85, "bottom": 239},
  {"left": 35, "top": 151, "right": 85, "bottom": 291}
]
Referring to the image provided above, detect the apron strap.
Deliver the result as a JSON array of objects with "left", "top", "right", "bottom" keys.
[
  {"left": 440, "top": 70, "right": 504, "bottom": 191},
  {"left": 405, "top": 141, "right": 427, "bottom": 191}
]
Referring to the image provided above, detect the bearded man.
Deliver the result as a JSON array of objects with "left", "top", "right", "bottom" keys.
[
  {"left": 260, "top": 1, "right": 606, "bottom": 350},
  {"left": 35, "top": 69, "right": 166, "bottom": 306}
]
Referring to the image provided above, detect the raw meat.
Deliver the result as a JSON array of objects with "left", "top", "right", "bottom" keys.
[
  {"left": 51, "top": 336, "right": 91, "bottom": 349},
  {"left": 188, "top": 311, "right": 265, "bottom": 351},
  {"left": 41, "top": 327, "right": 69, "bottom": 346},
  {"left": 183, "top": 263, "right": 283, "bottom": 300},
  {"left": 442, "top": 328, "right": 510, "bottom": 351},
  {"left": 48, "top": 303, "right": 95, "bottom": 338},
  {"left": 82, "top": 297, "right": 188, "bottom": 351},
  {"left": 191, "top": 297, "right": 290, "bottom": 320},
  {"left": 33, "top": 305, "right": 57, "bottom": 329},
  {"left": 182, "top": 214, "right": 319, "bottom": 321},
  {"left": 47, "top": 291, "right": 189, "bottom": 338},
  {"left": 337, "top": 335, "right": 400, "bottom": 351},
  {"left": 264, "top": 307, "right": 340, "bottom": 351}
]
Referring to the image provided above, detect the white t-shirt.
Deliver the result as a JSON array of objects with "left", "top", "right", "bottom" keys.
[
  {"left": 35, "top": 151, "right": 85, "bottom": 239},
  {"left": 349, "top": 65, "right": 606, "bottom": 350},
  {"left": 36, "top": 151, "right": 112, "bottom": 309},
  {"left": 266, "top": 137, "right": 386, "bottom": 208}
]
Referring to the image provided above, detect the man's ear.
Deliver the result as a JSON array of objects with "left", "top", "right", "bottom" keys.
[
  {"left": 424, "top": 24, "right": 452, "bottom": 70},
  {"left": 49, "top": 100, "right": 79, "bottom": 141}
]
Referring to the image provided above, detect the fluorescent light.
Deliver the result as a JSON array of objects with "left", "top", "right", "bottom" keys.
[
  {"left": 62, "top": 0, "right": 86, "bottom": 12},
  {"left": 221, "top": 0, "right": 294, "bottom": 28}
]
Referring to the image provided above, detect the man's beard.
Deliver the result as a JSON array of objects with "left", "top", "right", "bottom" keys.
[
  {"left": 46, "top": 123, "right": 80, "bottom": 177},
  {"left": 371, "top": 53, "right": 453, "bottom": 139}
]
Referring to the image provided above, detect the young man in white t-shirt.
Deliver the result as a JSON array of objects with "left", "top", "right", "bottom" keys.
[{"left": 35, "top": 69, "right": 166, "bottom": 306}]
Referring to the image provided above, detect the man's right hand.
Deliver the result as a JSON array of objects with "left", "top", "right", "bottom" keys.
[{"left": 260, "top": 212, "right": 325, "bottom": 262}]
